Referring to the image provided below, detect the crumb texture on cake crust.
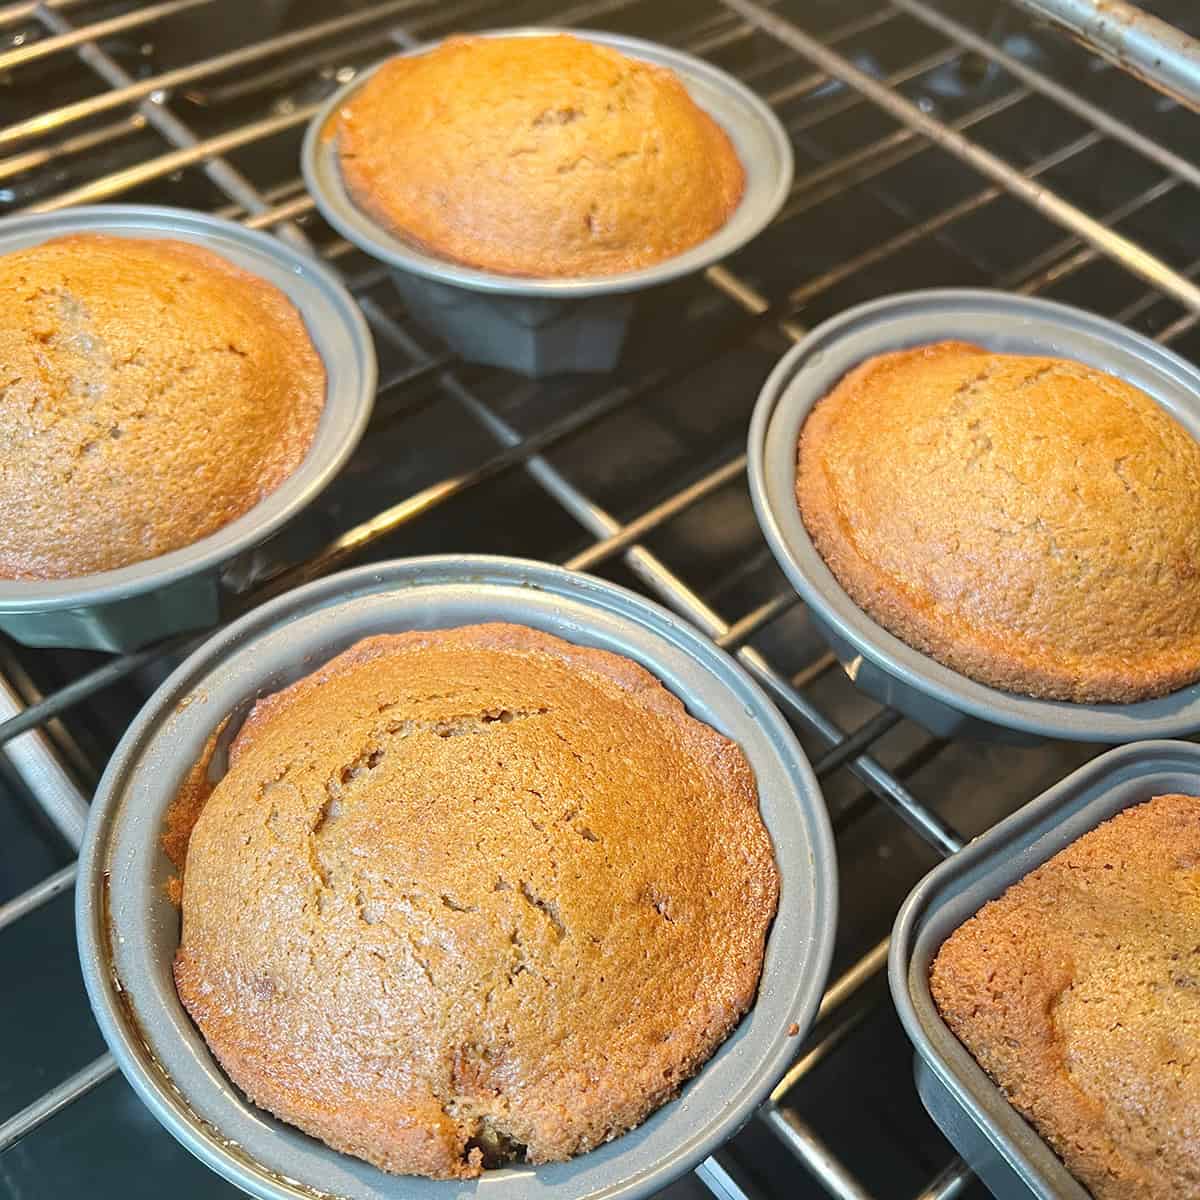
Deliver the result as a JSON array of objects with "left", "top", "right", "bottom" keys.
[
  {"left": 795, "top": 341, "right": 1200, "bottom": 703},
  {"left": 0, "top": 234, "right": 325, "bottom": 580},
  {"left": 930, "top": 794, "right": 1200, "bottom": 1200},
  {"left": 173, "top": 623, "right": 779, "bottom": 1180},
  {"left": 336, "top": 34, "right": 745, "bottom": 278}
]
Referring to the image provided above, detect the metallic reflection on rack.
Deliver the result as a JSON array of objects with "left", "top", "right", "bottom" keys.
[
  {"left": 0, "top": 676, "right": 88, "bottom": 848},
  {"left": 1010, "top": 0, "right": 1200, "bottom": 109}
]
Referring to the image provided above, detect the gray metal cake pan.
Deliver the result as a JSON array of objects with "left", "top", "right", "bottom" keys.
[
  {"left": 0, "top": 204, "right": 376, "bottom": 653},
  {"left": 747, "top": 288, "right": 1200, "bottom": 742},
  {"left": 890, "top": 739, "right": 1200, "bottom": 1199},
  {"left": 302, "top": 27, "right": 793, "bottom": 376},
  {"left": 76, "top": 554, "right": 837, "bottom": 1200}
]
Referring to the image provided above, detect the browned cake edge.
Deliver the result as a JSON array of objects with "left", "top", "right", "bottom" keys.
[
  {"left": 795, "top": 344, "right": 1200, "bottom": 703},
  {"left": 171, "top": 623, "right": 779, "bottom": 1179},
  {"left": 928, "top": 794, "right": 1200, "bottom": 1200}
]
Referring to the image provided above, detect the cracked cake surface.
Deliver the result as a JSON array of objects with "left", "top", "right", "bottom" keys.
[
  {"left": 0, "top": 233, "right": 325, "bottom": 580},
  {"left": 795, "top": 340, "right": 1200, "bottom": 702},
  {"left": 335, "top": 33, "right": 745, "bottom": 277},
  {"left": 171, "top": 622, "right": 779, "bottom": 1179}
]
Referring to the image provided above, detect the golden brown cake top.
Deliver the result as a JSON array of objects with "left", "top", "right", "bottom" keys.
[
  {"left": 796, "top": 341, "right": 1200, "bottom": 703},
  {"left": 0, "top": 234, "right": 325, "bottom": 580},
  {"left": 931, "top": 794, "right": 1200, "bottom": 1200},
  {"left": 336, "top": 34, "right": 746, "bottom": 277},
  {"left": 173, "top": 623, "right": 778, "bottom": 1180}
]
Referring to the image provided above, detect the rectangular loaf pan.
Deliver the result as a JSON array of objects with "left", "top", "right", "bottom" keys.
[{"left": 889, "top": 740, "right": 1200, "bottom": 1200}]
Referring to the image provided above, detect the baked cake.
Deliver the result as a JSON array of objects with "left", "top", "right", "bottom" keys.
[
  {"left": 336, "top": 34, "right": 745, "bottom": 277},
  {"left": 172, "top": 623, "right": 779, "bottom": 1178},
  {"left": 931, "top": 793, "right": 1200, "bottom": 1200},
  {"left": 0, "top": 233, "right": 325, "bottom": 579},
  {"left": 796, "top": 341, "right": 1200, "bottom": 702}
]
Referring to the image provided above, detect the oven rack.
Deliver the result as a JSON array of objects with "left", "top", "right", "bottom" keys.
[{"left": 0, "top": 2, "right": 1197, "bottom": 1199}]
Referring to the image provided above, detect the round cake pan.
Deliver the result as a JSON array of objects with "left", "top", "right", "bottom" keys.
[
  {"left": 76, "top": 554, "right": 837, "bottom": 1200},
  {"left": 0, "top": 204, "right": 376, "bottom": 653},
  {"left": 302, "top": 27, "right": 793, "bottom": 376},
  {"left": 748, "top": 288, "right": 1200, "bottom": 743},
  {"left": 890, "top": 739, "right": 1200, "bottom": 1200}
]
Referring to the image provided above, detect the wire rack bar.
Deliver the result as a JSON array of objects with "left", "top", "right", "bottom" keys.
[
  {"left": 1118, "top": 257, "right": 1200, "bottom": 322},
  {"left": 0, "top": 862, "right": 76, "bottom": 933},
  {"left": 695, "top": 1154, "right": 757, "bottom": 1200},
  {"left": 0, "top": 673, "right": 88, "bottom": 848},
  {"left": 1009, "top": 0, "right": 1200, "bottom": 109},
  {"left": 1157, "top": 305, "right": 1200, "bottom": 346},
  {"left": 895, "top": 0, "right": 1200, "bottom": 188},
  {"left": 566, "top": 456, "right": 749, "bottom": 573},
  {"left": 719, "top": 0, "right": 1200, "bottom": 314},
  {"left": 0, "top": 1054, "right": 117, "bottom": 1152},
  {"left": 912, "top": 1158, "right": 974, "bottom": 1200},
  {"left": 812, "top": 710, "right": 904, "bottom": 777},
  {"left": 759, "top": 1105, "right": 876, "bottom": 1200},
  {"left": 818, "top": 938, "right": 891, "bottom": 1025},
  {"left": 715, "top": 592, "right": 801, "bottom": 652}
]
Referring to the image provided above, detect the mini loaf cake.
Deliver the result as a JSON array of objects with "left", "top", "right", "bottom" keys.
[
  {"left": 336, "top": 34, "right": 745, "bottom": 277},
  {"left": 796, "top": 341, "right": 1200, "bottom": 703},
  {"left": 172, "top": 623, "right": 779, "bottom": 1179},
  {"left": 0, "top": 234, "right": 325, "bottom": 580},
  {"left": 931, "top": 794, "right": 1200, "bottom": 1200}
]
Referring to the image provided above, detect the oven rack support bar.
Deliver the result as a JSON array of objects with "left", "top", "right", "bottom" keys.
[
  {"left": 717, "top": 0, "right": 1200, "bottom": 314},
  {"left": 892, "top": 0, "right": 1200, "bottom": 190},
  {"left": 1008, "top": 0, "right": 1200, "bottom": 110}
]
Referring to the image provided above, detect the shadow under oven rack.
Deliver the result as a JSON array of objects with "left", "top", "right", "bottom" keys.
[{"left": 0, "top": 1, "right": 1198, "bottom": 1198}]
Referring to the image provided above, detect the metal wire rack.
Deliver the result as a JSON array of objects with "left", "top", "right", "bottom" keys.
[{"left": 0, "top": 1, "right": 1197, "bottom": 1198}]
